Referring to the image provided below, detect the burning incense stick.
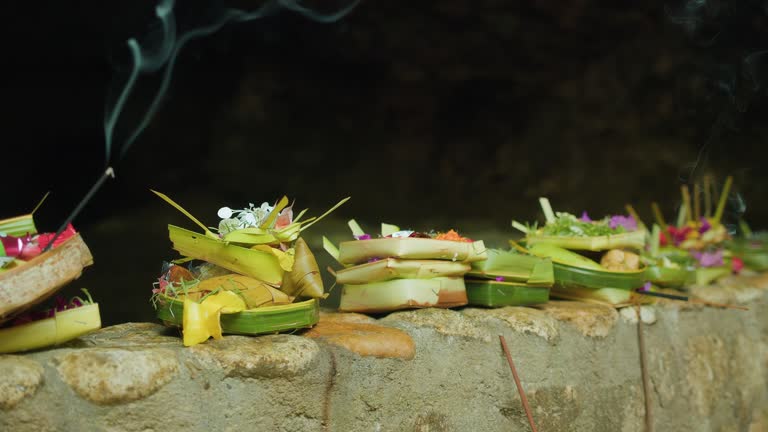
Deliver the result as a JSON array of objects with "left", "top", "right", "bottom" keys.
[
  {"left": 43, "top": 167, "right": 115, "bottom": 252},
  {"left": 499, "top": 335, "right": 538, "bottom": 432},
  {"left": 635, "top": 304, "right": 654, "bottom": 432}
]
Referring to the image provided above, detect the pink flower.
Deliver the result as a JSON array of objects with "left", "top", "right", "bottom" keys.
[
  {"left": 355, "top": 234, "right": 372, "bottom": 240},
  {"left": 609, "top": 215, "right": 637, "bottom": 231},
  {"left": 495, "top": 276, "right": 505, "bottom": 282},
  {"left": 579, "top": 211, "right": 592, "bottom": 222},
  {"left": 698, "top": 218, "right": 711, "bottom": 234},
  {"left": 691, "top": 249, "right": 724, "bottom": 267}
]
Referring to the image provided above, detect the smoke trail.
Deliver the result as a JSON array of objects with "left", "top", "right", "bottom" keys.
[
  {"left": 103, "top": 0, "right": 360, "bottom": 164},
  {"left": 666, "top": 0, "right": 768, "bottom": 182}
]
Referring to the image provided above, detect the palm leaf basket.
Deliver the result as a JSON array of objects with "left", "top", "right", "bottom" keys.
[
  {"left": 728, "top": 234, "right": 768, "bottom": 271},
  {"left": 550, "top": 262, "right": 645, "bottom": 305},
  {"left": 339, "top": 277, "right": 468, "bottom": 313},
  {"left": 0, "top": 303, "right": 101, "bottom": 354},
  {"left": 465, "top": 280, "right": 549, "bottom": 307},
  {"left": 335, "top": 258, "right": 471, "bottom": 285},
  {"left": 0, "top": 234, "right": 93, "bottom": 323},
  {"left": 525, "top": 229, "right": 647, "bottom": 252},
  {"left": 155, "top": 295, "right": 319, "bottom": 335},
  {"left": 338, "top": 238, "right": 487, "bottom": 265},
  {"left": 644, "top": 265, "right": 692, "bottom": 288},
  {"left": 467, "top": 248, "right": 554, "bottom": 286}
]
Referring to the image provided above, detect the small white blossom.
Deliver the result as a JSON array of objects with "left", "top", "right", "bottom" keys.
[
  {"left": 217, "top": 207, "right": 233, "bottom": 219},
  {"left": 391, "top": 230, "right": 414, "bottom": 238}
]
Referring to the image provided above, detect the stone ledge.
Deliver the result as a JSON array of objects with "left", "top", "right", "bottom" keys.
[{"left": 0, "top": 274, "right": 766, "bottom": 431}]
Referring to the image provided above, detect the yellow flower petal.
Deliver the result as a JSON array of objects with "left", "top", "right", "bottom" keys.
[
  {"left": 182, "top": 298, "right": 223, "bottom": 347},
  {"left": 202, "top": 290, "right": 246, "bottom": 314}
]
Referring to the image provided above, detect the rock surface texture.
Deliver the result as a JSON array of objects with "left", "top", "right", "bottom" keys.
[{"left": 1, "top": 274, "right": 767, "bottom": 431}]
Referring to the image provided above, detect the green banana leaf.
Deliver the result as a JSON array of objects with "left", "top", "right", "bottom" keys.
[
  {"left": 552, "top": 262, "right": 645, "bottom": 290},
  {"left": 155, "top": 296, "right": 319, "bottom": 335},
  {"left": 0, "top": 214, "right": 38, "bottom": 237},
  {"left": 465, "top": 280, "right": 549, "bottom": 307},
  {"left": 467, "top": 249, "right": 553, "bottom": 287},
  {"left": 339, "top": 277, "right": 467, "bottom": 313},
  {"left": 644, "top": 265, "right": 693, "bottom": 288}
]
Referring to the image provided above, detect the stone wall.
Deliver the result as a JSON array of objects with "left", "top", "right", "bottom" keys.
[{"left": 2, "top": 273, "right": 768, "bottom": 431}]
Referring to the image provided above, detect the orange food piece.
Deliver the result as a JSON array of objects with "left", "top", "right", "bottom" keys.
[
  {"left": 435, "top": 229, "right": 472, "bottom": 242},
  {"left": 168, "top": 265, "right": 195, "bottom": 284}
]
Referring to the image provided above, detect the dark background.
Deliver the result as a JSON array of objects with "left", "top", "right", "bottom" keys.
[{"left": 3, "top": 0, "right": 768, "bottom": 324}]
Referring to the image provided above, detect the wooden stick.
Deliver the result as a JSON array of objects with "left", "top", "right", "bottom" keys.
[
  {"left": 635, "top": 304, "right": 653, "bottom": 432},
  {"left": 499, "top": 335, "right": 538, "bottom": 432}
]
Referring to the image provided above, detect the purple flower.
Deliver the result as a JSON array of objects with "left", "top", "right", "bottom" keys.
[
  {"left": 691, "top": 249, "right": 724, "bottom": 267},
  {"left": 367, "top": 257, "right": 381, "bottom": 263},
  {"left": 579, "top": 211, "right": 592, "bottom": 222},
  {"left": 495, "top": 276, "right": 505, "bottom": 282},
  {"left": 609, "top": 215, "right": 637, "bottom": 231},
  {"left": 355, "top": 234, "right": 372, "bottom": 240},
  {"left": 640, "top": 281, "right": 652, "bottom": 292},
  {"left": 698, "top": 218, "right": 711, "bottom": 234},
  {"left": 54, "top": 296, "right": 68, "bottom": 312}
]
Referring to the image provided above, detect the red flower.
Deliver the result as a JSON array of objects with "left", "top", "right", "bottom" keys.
[
  {"left": 732, "top": 257, "right": 744, "bottom": 274},
  {"left": 665, "top": 226, "right": 692, "bottom": 247}
]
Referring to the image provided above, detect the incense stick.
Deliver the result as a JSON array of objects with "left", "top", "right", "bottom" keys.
[
  {"left": 635, "top": 304, "right": 654, "bottom": 432},
  {"left": 693, "top": 183, "right": 701, "bottom": 221},
  {"left": 635, "top": 290, "right": 688, "bottom": 301},
  {"left": 651, "top": 202, "right": 667, "bottom": 231},
  {"left": 713, "top": 176, "right": 733, "bottom": 224},
  {"left": 689, "top": 298, "right": 749, "bottom": 311},
  {"left": 634, "top": 289, "right": 748, "bottom": 310},
  {"left": 681, "top": 185, "right": 693, "bottom": 224},
  {"left": 499, "top": 335, "right": 538, "bottom": 432},
  {"left": 43, "top": 167, "right": 115, "bottom": 252},
  {"left": 704, "top": 175, "right": 712, "bottom": 217},
  {"left": 625, "top": 204, "right": 646, "bottom": 230}
]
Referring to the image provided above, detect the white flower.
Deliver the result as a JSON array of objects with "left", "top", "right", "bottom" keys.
[
  {"left": 242, "top": 212, "right": 258, "bottom": 226},
  {"left": 217, "top": 207, "right": 234, "bottom": 219},
  {"left": 391, "top": 230, "right": 414, "bottom": 238}
]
